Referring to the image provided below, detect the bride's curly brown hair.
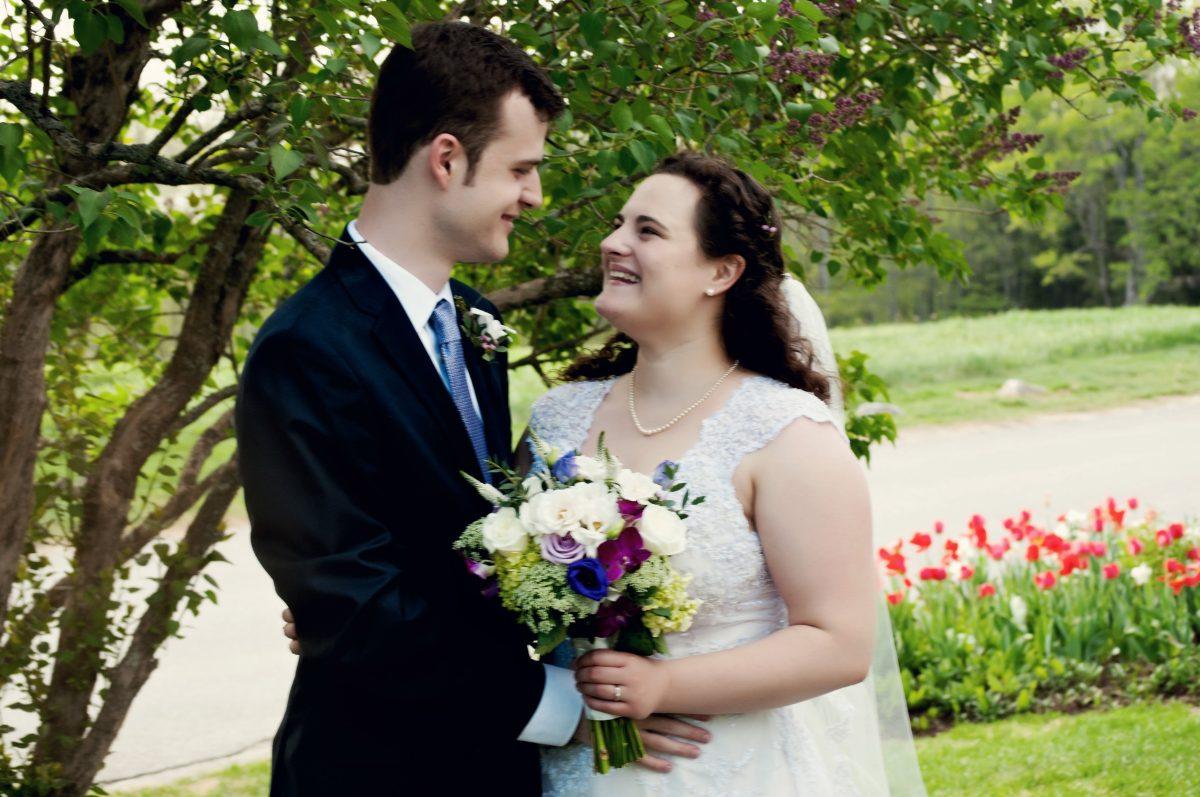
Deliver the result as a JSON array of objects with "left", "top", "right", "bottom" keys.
[{"left": 560, "top": 150, "right": 832, "bottom": 401}]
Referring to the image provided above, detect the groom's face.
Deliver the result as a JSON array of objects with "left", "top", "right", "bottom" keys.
[{"left": 437, "top": 90, "right": 548, "bottom": 263}]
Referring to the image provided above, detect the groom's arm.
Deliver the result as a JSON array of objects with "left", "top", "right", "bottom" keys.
[{"left": 237, "top": 329, "right": 545, "bottom": 738}]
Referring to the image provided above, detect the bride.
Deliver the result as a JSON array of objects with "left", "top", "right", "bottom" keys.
[{"left": 531, "top": 151, "right": 925, "bottom": 796}]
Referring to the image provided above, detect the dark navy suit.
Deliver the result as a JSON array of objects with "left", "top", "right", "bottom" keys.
[{"left": 236, "top": 224, "right": 544, "bottom": 796}]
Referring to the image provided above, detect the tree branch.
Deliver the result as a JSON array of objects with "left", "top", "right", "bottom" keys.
[{"left": 487, "top": 264, "right": 602, "bottom": 313}]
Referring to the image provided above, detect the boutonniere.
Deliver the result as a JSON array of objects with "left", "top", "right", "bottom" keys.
[{"left": 454, "top": 296, "right": 517, "bottom": 363}]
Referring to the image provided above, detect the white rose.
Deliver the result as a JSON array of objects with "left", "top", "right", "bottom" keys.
[
  {"left": 519, "top": 489, "right": 585, "bottom": 537},
  {"left": 638, "top": 504, "right": 688, "bottom": 556},
  {"left": 575, "top": 455, "right": 608, "bottom": 482},
  {"left": 1130, "top": 563, "right": 1152, "bottom": 586},
  {"left": 522, "top": 476, "right": 545, "bottom": 497},
  {"left": 481, "top": 507, "right": 529, "bottom": 554},
  {"left": 572, "top": 482, "right": 624, "bottom": 556},
  {"left": 614, "top": 469, "right": 659, "bottom": 503}
]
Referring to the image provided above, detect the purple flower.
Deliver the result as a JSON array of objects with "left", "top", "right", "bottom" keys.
[
  {"left": 594, "top": 596, "right": 640, "bottom": 638},
  {"left": 567, "top": 558, "right": 609, "bottom": 601},
  {"left": 652, "top": 460, "right": 676, "bottom": 490},
  {"left": 552, "top": 451, "right": 579, "bottom": 482},
  {"left": 541, "top": 533, "right": 586, "bottom": 564},
  {"left": 597, "top": 527, "right": 652, "bottom": 582},
  {"left": 617, "top": 500, "right": 645, "bottom": 520}
]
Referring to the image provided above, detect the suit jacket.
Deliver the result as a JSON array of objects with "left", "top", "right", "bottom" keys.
[{"left": 236, "top": 224, "right": 545, "bottom": 796}]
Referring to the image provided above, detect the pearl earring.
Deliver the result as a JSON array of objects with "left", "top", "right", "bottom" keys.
[{"left": 705, "top": 289, "right": 715, "bottom": 296}]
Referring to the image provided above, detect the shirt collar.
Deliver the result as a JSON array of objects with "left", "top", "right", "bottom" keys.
[{"left": 347, "top": 218, "right": 454, "bottom": 328}]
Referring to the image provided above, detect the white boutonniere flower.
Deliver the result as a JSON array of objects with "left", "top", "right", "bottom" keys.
[{"left": 454, "top": 296, "right": 517, "bottom": 363}]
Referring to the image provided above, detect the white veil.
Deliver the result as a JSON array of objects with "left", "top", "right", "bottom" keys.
[{"left": 781, "top": 273, "right": 928, "bottom": 796}]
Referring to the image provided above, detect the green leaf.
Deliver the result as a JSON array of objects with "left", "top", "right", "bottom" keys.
[
  {"left": 113, "top": 0, "right": 147, "bottom": 27},
  {"left": 1019, "top": 79, "right": 1036, "bottom": 101},
  {"left": 792, "top": 0, "right": 825, "bottom": 21},
  {"left": 75, "top": 188, "right": 111, "bottom": 230},
  {"left": 74, "top": 11, "right": 107, "bottom": 54},
  {"left": 270, "top": 144, "right": 304, "bottom": 180},
  {"left": 360, "top": 31, "right": 383, "bottom": 60},
  {"left": 171, "top": 36, "right": 212, "bottom": 67},
  {"left": 628, "top": 139, "right": 658, "bottom": 173},
  {"left": 580, "top": 12, "right": 606, "bottom": 46},
  {"left": 222, "top": 10, "right": 260, "bottom": 51},
  {"left": 647, "top": 114, "right": 675, "bottom": 147},
  {"left": 507, "top": 22, "right": 545, "bottom": 48},
  {"left": 256, "top": 33, "right": 285, "bottom": 58},
  {"left": 611, "top": 101, "right": 634, "bottom": 132},
  {"left": 930, "top": 11, "right": 951, "bottom": 34}
]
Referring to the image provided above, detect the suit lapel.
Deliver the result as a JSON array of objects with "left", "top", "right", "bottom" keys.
[{"left": 330, "top": 225, "right": 483, "bottom": 480}]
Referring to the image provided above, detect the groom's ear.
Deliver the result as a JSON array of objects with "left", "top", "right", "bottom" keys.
[{"left": 427, "top": 133, "right": 464, "bottom": 189}]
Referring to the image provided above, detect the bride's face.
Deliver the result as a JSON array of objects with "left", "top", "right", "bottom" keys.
[{"left": 595, "top": 174, "right": 724, "bottom": 342}]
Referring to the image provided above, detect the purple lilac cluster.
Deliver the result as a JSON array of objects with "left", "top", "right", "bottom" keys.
[
  {"left": 1058, "top": 11, "right": 1099, "bottom": 32},
  {"left": 766, "top": 47, "right": 837, "bottom": 83},
  {"left": 778, "top": 0, "right": 797, "bottom": 18},
  {"left": 1046, "top": 47, "right": 1089, "bottom": 79},
  {"left": 1033, "top": 170, "right": 1082, "bottom": 194},
  {"left": 816, "top": 0, "right": 857, "bottom": 18},
  {"left": 804, "top": 88, "right": 883, "bottom": 146},
  {"left": 696, "top": 4, "right": 717, "bottom": 22},
  {"left": 1181, "top": 9, "right": 1200, "bottom": 57},
  {"left": 1181, "top": 108, "right": 1197, "bottom": 121},
  {"left": 971, "top": 107, "right": 1044, "bottom": 161}
]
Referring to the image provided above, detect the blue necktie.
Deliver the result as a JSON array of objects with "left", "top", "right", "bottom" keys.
[{"left": 429, "top": 299, "right": 492, "bottom": 483}]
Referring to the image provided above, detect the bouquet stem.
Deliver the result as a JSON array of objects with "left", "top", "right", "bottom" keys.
[{"left": 590, "top": 716, "right": 646, "bottom": 774}]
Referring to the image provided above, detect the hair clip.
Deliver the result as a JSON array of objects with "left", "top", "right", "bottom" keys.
[{"left": 761, "top": 224, "right": 778, "bottom": 235}]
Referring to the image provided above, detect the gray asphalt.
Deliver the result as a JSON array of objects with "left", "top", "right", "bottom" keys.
[{"left": 40, "top": 392, "right": 1199, "bottom": 790}]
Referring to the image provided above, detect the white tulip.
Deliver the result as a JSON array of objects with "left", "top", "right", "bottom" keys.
[{"left": 1130, "top": 563, "right": 1153, "bottom": 586}]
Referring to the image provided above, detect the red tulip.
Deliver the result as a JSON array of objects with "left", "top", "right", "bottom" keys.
[
  {"left": 934, "top": 520, "right": 945, "bottom": 535},
  {"left": 882, "top": 551, "right": 906, "bottom": 575},
  {"left": 1035, "top": 571, "right": 1056, "bottom": 590},
  {"left": 886, "top": 591, "right": 904, "bottom": 605},
  {"left": 1089, "top": 541, "right": 1107, "bottom": 557},
  {"left": 1102, "top": 563, "right": 1120, "bottom": 579},
  {"left": 960, "top": 564, "right": 975, "bottom": 580},
  {"left": 978, "top": 583, "right": 996, "bottom": 598},
  {"left": 1187, "top": 547, "right": 1200, "bottom": 563},
  {"left": 969, "top": 515, "right": 988, "bottom": 547},
  {"left": 1156, "top": 529, "right": 1171, "bottom": 547},
  {"left": 1059, "top": 553, "right": 1084, "bottom": 577},
  {"left": 1128, "top": 497, "right": 1139, "bottom": 509},
  {"left": 1126, "top": 537, "right": 1144, "bottom": 556},
  {"left": 1025, "top": 544, "right": 1040, "bottom": 562},
  {"left": 910, "top": 532, "right": 932, "bottom": 551},
  {"left": 919, "top": 567, "right": 948, "bottom": 581},
  {"left": 1165, "top": 558, "right": 1185, "bottom": 574},
  {"left": 1042, "top": 533, "right": 1066, "bottom": 553},
  {"left": 1169, "top": 523, "right": 1185, "bottom": 540},
  {"left": 944, "top": 539, "right": 959, "bottom": 559}
]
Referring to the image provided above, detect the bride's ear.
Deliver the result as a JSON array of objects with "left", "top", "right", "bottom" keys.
[{"left": 706, "top": 254, "right": 746, "bottom": 297}]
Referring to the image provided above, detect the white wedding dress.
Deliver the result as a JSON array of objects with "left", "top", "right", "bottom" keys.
[{"left": 530, "top": 373, "right": 916, "bottom": 797}]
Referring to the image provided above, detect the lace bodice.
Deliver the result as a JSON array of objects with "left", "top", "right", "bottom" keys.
[{"left": 529, "top": 374, "right": 844, "bottom": 658}]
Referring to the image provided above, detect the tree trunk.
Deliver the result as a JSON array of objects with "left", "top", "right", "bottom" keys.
[{"left": 32, "top": 193, "right": 267, "bottom": 770}]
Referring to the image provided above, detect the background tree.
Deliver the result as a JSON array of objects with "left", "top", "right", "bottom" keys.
[{"left": 1, "top": 0, "right": 1197, "bottom": 793}]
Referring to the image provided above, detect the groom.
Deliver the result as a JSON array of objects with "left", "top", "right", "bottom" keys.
[{"left": 237, "top": 21, "right": 707, "bottom": 796}]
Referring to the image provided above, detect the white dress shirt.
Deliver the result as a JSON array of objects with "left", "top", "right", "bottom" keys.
[{"left": 347, "top": 218, "right": 583, "bottom": 747}]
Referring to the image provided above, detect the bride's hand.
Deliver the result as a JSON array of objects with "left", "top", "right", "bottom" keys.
[{"left": 574, "top": 649, "right": 670, "bottom": 720}]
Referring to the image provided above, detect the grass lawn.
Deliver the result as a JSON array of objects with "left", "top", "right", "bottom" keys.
[{"left": 121, "top": 701, "right": 1200, "bottom": 796}]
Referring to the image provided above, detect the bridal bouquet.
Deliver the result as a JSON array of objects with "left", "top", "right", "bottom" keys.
[{"left": 454, "top": 433, "right": 702, "bottom": 773}]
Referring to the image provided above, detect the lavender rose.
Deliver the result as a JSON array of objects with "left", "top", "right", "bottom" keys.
[{"left": 541, "top": 533, "right": 586, "bottom": 564}]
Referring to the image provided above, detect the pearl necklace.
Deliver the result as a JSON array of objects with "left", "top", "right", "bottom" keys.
[{"left": 628, "top": 361, "right": 741, "bottom": 436}]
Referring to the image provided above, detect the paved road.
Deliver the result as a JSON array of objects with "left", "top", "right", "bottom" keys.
[{"left": 23, "top": 393, "right": 1197, "bottom": 791}]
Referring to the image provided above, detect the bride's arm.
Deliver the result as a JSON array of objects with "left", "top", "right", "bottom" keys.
[{"left": 575, "top": 417, "right": 877, "bottom": 717}]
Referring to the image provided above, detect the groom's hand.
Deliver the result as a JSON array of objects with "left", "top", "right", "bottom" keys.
[
  {"left": 634, "top": 714, "right": 712, "bottom": 773},
  {"left": 572, "top": 712, "right": 712, "bottom": 773},
  {"left": 282, "top": 607, "right": 300, "bottom": 655}
]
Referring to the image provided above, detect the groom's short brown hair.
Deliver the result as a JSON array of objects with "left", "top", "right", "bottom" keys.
[{"left": 368, "top": 22, "right": 564, "bottom": 185}]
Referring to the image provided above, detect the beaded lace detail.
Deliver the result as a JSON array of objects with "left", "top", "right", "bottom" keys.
[{"left": 532, "top": 375, "right": 864, "bottom": 796}]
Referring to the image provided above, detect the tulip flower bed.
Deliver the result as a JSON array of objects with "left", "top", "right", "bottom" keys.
[{"left": 880, "top": 498, "right": 1200, "bottom": 732}]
